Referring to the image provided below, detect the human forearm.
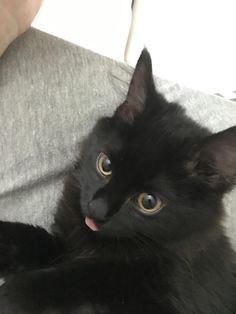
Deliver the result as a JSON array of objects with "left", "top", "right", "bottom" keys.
[
  {"left": 0, "top": 3, "right": 17, "bottom": 56},
  {"left": 0, "top": 0, "right": 43, "bottom": 57}
]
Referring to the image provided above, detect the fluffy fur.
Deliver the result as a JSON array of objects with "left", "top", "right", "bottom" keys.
[{"left": 0, "top": 50, "right": 236, "bottom": 313}]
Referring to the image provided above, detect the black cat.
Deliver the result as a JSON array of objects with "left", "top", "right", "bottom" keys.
[{"left": 0, "top": 49, "right": 236, "bottom": 313}]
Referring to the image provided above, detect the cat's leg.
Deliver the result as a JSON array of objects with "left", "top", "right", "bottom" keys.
[
  {"left": 0, "top": 266, "right": 109, "bottom": 314},
  {"left": 0, "top": 263, "right": 163, "bottom": 314},
  {"left": 0, "top": 221, "right": 65, "bottom": 274}
]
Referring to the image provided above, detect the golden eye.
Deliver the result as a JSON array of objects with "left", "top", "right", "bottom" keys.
[
  {"left": 136, "top": 193, "right": 163, "bottom": 214},
  {"left": 96, "top": 153, "right": 112, "bottom": 177}
]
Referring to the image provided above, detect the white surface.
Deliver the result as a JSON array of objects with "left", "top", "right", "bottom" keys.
[
  {"left": 32, "top": 0, "right": 132, "bottom": 62},
  {"left": 126, "top": 0, "right": 236, "bottom": 94},
  {"left": 0, "top": 278, "right": 5, "bottom": 286}
]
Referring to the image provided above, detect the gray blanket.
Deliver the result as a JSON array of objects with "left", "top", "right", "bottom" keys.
[{"left": 0, "top": 28, "right": 236, "bottom": 247}]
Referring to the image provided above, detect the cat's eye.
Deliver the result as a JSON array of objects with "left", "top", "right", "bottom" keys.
[
  {"left": 136, "top": 193, "right": 163, "bottom": 214},
  {"left": 96, "top": 153, "right": 112, "bottom": 177}
]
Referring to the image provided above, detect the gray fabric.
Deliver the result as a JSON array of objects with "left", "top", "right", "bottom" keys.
[{"left": 0, "top": 28, "right": 236, "bottom": 246}]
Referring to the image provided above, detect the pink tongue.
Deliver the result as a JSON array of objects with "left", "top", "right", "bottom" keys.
[{"left": 85, "top": 216, "right": 98, "bottom": 231}]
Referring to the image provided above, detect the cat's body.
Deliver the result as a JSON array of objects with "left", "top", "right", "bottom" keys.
[{"left": 0, "top": 50, "right": 236, "bottom": 313}]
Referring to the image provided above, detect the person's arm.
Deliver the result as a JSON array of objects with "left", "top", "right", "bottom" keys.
[
  {"left": 0, "top": 3, "right": 16, "bottom": 56},
  {"left": 0, "top": 0, "right": 42, "bottom": 56}
]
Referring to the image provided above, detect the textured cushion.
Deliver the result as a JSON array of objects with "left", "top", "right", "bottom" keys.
[{"left": 0, "top": 28, "right": 236, "bottom": 246}]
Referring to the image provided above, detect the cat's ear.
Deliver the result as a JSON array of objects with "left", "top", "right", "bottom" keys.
[
  {"left": 187, "top": 126, "right": 236, "bottom": 190},
  {"left": 116, "top": 48, "right": 154, "bottom": 123}
]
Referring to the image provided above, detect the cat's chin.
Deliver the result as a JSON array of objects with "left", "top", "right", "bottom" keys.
[{"left": 85, "top": 216, "right": 99, "bottom": 232}]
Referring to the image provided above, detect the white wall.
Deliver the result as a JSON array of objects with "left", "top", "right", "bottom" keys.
[
  {"left": 32, "top": 0, "right": 131, "bottom": 61},
  {"left": 126, "top": 0, "right": 236, "bottom": 94},
  {"left": 33, "top": 0, "right": 236, "bottom": 94}
]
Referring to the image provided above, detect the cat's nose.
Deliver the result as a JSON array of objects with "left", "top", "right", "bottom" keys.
[{"left": 88, "top": 197, "right": 108, "bottom": 222}]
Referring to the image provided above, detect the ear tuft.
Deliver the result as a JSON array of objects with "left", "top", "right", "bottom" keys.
[
  {"left": 187, "top": 126, "right": 236, "bottom": 190},
  {"left": 116, "top": 48, "right": 154, "bottom": 124}
]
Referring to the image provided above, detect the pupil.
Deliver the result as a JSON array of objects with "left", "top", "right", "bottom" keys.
[
  {"left": 102, "top": 158, "right": 111, "bottom": 172},
  {"left": 142, "top": 194, "right": 156, "bottom": 209}
]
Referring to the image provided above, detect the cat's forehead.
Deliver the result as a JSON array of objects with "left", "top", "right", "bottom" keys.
[
  {"left": 123, "top": 123, "right": 186, "bottom": 169},
  {"left": 95, "top": 112, "right": 191, "bottom": 169},
  {"left": 91, "top": 98, "right": 208, "bottom": 174}
]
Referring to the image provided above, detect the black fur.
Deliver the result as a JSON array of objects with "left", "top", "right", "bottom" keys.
[{"left": 0, "top": 49, "right": 236, "bottom": 313}]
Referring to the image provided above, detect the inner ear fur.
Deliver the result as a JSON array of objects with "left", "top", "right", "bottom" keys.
[{"left": 187, "top": 126, "right": 236, "bottom": 189}]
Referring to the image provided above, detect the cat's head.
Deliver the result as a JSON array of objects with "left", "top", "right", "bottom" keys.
[{"left": 76, "top": 49, "right": 236, "bottom": 244}]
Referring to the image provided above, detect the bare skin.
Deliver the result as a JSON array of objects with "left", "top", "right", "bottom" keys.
[{"left": 0, "top": 0, "right": 43, "bottom": 56}]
